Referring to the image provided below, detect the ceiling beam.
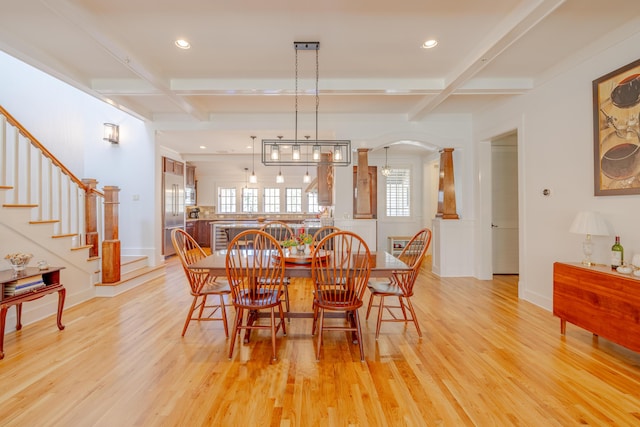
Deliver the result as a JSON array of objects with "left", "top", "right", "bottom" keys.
[
  {"left": 408, "top": 0, "right": 566, "bottom": 121},
  {"left": 42, "top": 0, "right": 207, "bottom": 121}
]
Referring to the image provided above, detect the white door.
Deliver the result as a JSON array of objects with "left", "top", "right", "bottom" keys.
[{"left": 491, "top": 140, "right": 519, "bottom": 274}]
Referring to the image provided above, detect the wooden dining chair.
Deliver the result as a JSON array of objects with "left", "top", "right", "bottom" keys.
[
  {"left": 171, "top": 228, "right": 230, "bottom": 337},
  {"left": 311, "top": 231, "right": 372, "bottom": 361},
  {"left": 366, "top": 228, "right": 432, "bottom": 339},
  {"left": 311, "top": 226, "right": 340, "bottom": 250},
  {"left": 260, "top": 221, "right": 295, "bottom": 314},
  {"left": 226, "top": 229, "right": 287, "bottom": 360}
]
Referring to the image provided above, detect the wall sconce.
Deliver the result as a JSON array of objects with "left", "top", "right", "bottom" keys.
[{"left": 103, "top": 123, "right": 119, "bottom": 144}]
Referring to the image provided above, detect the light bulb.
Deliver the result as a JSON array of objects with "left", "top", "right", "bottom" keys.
[
  {"left": 334, "top": 145, "right": 342, "bottom": 161},
  {"left": 276, "top": 171, "right": 284, "bottom": 183},
  {"left": 292, "top": 144, "right": 301, "bottom": 160},
  {"left": 249, "top": 171, "right": 257, "bottom": 183},
  {"left": 312, "top": 145, "right": 321, "bottom": 161},
  {"left": 303, "top": 172, "right": 311, "bottom": 183},
  {"left": 271, "top": 145, "right": 280, "bottom": 160}
]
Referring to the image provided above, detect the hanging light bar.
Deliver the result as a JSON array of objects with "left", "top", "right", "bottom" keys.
[{"left": 261, "top": 41, "right": 351, "bottom": 167}]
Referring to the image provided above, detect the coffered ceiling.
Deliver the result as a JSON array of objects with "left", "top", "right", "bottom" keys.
[{"left": 0, "top": 0, "right": 638, "bottom": 157}]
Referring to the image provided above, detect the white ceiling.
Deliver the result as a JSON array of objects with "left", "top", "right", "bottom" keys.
[{"left": 1, "top": 0, "right": 639, "bottom": 159}]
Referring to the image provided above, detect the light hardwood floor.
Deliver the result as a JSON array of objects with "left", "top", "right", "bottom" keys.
[{"left": 1, "top": 257, "right": 639, "bottom": 426}]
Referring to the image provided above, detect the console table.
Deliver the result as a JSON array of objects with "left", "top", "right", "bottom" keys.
[
  {"left": 553, "top": 262, "right": 640, "bottom": 352},
  {"left": 0, "top": 266, "right": 66, "bottom": 359}
]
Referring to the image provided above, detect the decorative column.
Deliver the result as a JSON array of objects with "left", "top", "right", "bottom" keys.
[
  {"left": 354, "top": 148, "right": 373, "bottom": 219},
  {"left": 102, "top": 186, "right": 121, "bottom": 283},
  {"left": 82, "top": 178, "right": 99, "bottom": 258},
  {"left": 436, "top": 148, "right": 459, "bottom": 219}
]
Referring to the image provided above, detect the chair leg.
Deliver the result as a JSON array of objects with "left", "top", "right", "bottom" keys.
[
  {"left": 398, "top": 296, "right": 409, "bottom": 321},
  {"left": 375, "top": 295, "right": 385, "bottom": 339},
  {"left": 278, "top": 302, "right": 287, "bottom": 336},
  {"left": 228, "top": 307, "right": 243, "bottom": 359},
  {"left": 366, "top": 293, "right": 375, "bottom": 320},
  {"left": 311, "top": 301, "right": 319, "bottom": 335},
  {"left": 181, "top": 296, "right": 199, "bottom": 336},
  {"left": 354, "top": 309, "right": 365, "bottom": 362},
  {"left": 316, "top": 309, "right": 325, "bottom": 361},
  {"left": 219, "top": 294, "right": 229, "bottom": 338},
  {"left": 405, "top": 297, "right": 422, "bottom": 337},
  {"left": 283, "top": 283, "right": 291, "bottom": 316},
  {"left": 270, "top": 307, "right": 277, "bottom": 361},
  {"left": 198, "top": 294, "right": 208, "bottom": 318}
]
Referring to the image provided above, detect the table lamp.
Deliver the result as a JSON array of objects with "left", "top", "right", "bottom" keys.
[{"left": 569, "top": 211, "right": 610, "bottom": 266}]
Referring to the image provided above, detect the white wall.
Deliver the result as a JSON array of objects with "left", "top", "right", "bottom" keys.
[
  {"left": 0, "top": 52, "right": 157, "bottom": 261},
  {"left": 474, "top": 29, "right": 640, "bottom": 310}
]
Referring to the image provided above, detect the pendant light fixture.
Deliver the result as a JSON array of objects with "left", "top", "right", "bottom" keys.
[
  {"left": 261, "top": 42, "right": 351, "bottom": 167},
  {"left": 249, "top": 136, "right": 258, "bottom": 183},
  {"left": 276, "top": 136, "right": 285, "bottom": 183},
  {"left": 244, "top": 167, "right": 249, "bottom": 189},
  {"left": 303, "top": 135, "right": 311, "bottom": 183},
  {"left": 381, "top": 146, "right": 391, "bottom": 177}
]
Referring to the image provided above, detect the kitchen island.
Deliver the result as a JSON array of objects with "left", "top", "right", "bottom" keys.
[{"left": 210, "top": 221, "right": 323, "bottom": 250}]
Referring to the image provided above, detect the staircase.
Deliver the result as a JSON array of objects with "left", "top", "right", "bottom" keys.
[{"left": 1, "top": 105, "right": 164, "bottom": 311}]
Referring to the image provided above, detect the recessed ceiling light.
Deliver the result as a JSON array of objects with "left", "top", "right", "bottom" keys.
[
  {"left": 199, "top": 145, "right": 206, "bottom": 149},
  {"left": 422, "top": 39, "right": 438, "bottom": 49},
  {"left": 175, "top": 39, "right": 191, "bottom": 49}
]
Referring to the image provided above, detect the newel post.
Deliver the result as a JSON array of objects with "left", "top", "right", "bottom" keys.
[
  {"left": 82, "top": 178, "right": 99, "bottom": 258},
  {"left": 436, "top": 148, "right": 459, "bottom": 219},
  {"left": 102, "top": 186, "right": 121, "bottom": 283}
]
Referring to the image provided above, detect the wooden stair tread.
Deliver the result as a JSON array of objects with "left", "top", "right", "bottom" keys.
[
  {"left": 122, "top": 255, "right": 148, "bottom": 266},
  {"left": 95, "top": 264, "right": 164, "bottom": 287},
  {"left": 0, "top": 185, "right": 13, "bottom": 190},
  {"left": 29, "top": 219, "right": 60, "bottom": 224},
  {"left": 3, "top": 203, "right": 38, "bottom": 208},
  {"left": 52, "top": 233, "right": 77, "bottom": 239},
  {"left": 70, "top": 245, "right": 92, "bottom": 251}
]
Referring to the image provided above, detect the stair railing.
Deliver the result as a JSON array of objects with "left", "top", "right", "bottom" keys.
[{"left": 0, "top": 105, "right": 113, "bottom": 276}]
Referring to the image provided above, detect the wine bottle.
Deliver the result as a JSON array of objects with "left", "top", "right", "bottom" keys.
[{"left": 611, "top": 236, "right": 623, "bottom": 269}]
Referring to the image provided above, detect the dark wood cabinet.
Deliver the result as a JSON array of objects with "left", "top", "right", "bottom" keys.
[
  {"left": 553, "top": 262, "right": 640, "bottom": 352},
  {"left": 196, "top": 220, "right": 211, "bottom": 248},
  {"left": 185, "top": 221, "right": 196, "bottom": 238}
]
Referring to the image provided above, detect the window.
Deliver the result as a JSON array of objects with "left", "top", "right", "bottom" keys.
[
  {"left": 307, "top": 192, "right": 320, "bottom": 213},
  {"left": 263, "top": 188, "right": 280, "bottom": 213},
  {"left": 242, "top": 188, "right": 258, "bottom": 213},
  {"left": 285, "top": 188, "right": 302, "bottom": 213},
  {"left": 218, "top": 187, "right": 237, "bottom": 213},
  {"left": 386, "top": 168, "right": 410, "bottom": 217}
]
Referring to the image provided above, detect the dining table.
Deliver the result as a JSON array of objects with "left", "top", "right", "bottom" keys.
[
  {"left": 188, "top": 249, "right": 410, "bottom": 343},
  {"left": 188, "top": 249, "right": 410, "bottom": 279}
]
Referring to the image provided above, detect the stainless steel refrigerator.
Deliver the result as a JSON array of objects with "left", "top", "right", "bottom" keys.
[{"left": 163, "top": 172, "right": 185, "bottom": 256}]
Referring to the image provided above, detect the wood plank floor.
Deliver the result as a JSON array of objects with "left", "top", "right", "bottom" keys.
[{"left": 1, "top": 257, "right": 639, "bottom": 426}]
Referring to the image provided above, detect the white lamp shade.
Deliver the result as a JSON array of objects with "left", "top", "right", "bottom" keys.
[{"left": 569, "top": 211, "right": 610, "bottom": 236}]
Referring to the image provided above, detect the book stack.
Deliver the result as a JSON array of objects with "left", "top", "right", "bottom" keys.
[{"left": 4, "top": 275, "right": 46, "bottom": 297}]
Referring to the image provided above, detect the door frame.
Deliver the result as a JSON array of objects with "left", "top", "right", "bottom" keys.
[{"left": 476, "top": 120, "right": 525, "bottom": 297}]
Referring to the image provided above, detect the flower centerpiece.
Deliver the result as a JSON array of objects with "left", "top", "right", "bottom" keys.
[
  {"left": 5, "top": 252, "right": 33, "bottom": 272},
  {"left": 295, "top": 233, "right": 312, "bottom": 254}
]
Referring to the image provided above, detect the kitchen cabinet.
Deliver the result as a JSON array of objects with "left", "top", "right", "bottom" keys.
[
  {"left": 185, "top": 221, "right": 196, "bottom": 238},
  {"left": 196, "top": 220, "right": 211, "bottom": 248},
  {"left": 163, "top": 157, "right": 184, "bottom": 176},
  {"left": 185, "top": 165, "right": 196, "bottom": 206}
]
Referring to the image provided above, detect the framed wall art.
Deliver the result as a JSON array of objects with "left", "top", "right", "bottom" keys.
[{"left": 593, "top": 58, "right": 640, "bottom": 196}]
